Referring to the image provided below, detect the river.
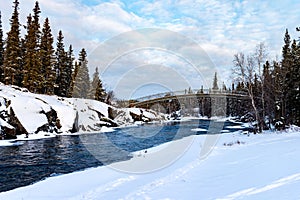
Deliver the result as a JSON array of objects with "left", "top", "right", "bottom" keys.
[{"left": 0, "top": 119, "right": 246, "bottom": 192}]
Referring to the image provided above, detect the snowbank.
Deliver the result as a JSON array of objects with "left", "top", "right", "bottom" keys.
[
  {"left": 0, "top": 84, "right": 166, "bottom": 140},
  {"left": 1, "top": 130, "right": 300, "bottom": 199}
]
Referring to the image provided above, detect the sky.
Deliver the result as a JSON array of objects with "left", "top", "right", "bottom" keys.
[{"left": 1, "top": 0, "right": 300, "bottom": 99}]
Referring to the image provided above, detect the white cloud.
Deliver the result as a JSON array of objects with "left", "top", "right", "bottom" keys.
[{"left": 2, "top": 0, "right": 300, "bottom": 98}]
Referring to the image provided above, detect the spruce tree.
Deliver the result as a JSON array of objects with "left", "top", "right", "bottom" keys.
[
  {"left": 89, "top": 67, "right": 106, "bottom": 101},
  {"left": 69, "top": 61, "right": 79, "bottom": 97},
  {"left": 3, "top": 0, "right": 22, "bottom": 86},
  {"left": 273, "top": 61, "right": 283, "bottom": 121},
  {"left": 22, "top": 14, "right": 35, "bottom": 90},
  {"left": 294, "top": 28, "right": 300, "bottom": 125},
  {"left": 263, "top": 61, "right": 274, "bottom": 127},
  {"left": 32, "top": 1, "right": 42, "bottom": 92},
  {"left": 288, "top": 39, "right": 300, "bottom": 125},
  {"left": 0, "top": 11, "right": 4, "bottom": 82},
  {"left": 40, "top": 17, "right": 55, "bottom": 94},
  {"left": 22, "top": 2, "right": 42, "bottom": 92},
  {"left": 212, "top": 72, "right": 219, "bottom": 90},
  {"left": 281, "top": 29, "right": 292, "bottom": 121},
  {"left": 54, "top": 30, "right": 67, "bottom": 96},
  {"left": 61, "top": 45, "right": 74, "bottom": 97},
  {"left": 72, "top": 48, "right": 90, "bottom": 98}
]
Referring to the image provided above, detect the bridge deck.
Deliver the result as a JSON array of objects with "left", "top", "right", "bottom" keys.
[{"left": 131, "top": 89, "right": 249, "bottom": 107}]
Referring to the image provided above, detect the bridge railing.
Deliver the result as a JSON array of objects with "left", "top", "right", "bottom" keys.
[{"left": 133, "top": 89, "right": 248, "bottom": 102}]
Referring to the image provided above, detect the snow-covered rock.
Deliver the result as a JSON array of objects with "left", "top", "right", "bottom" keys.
[
  {"left": 113, "top": 107, "right": 165, "bottom": 126},
  {"left": 0, "top": 83, "right": 166, "bottom": 139}
]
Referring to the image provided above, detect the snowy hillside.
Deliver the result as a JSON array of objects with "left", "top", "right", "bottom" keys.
[
  {"left": 0, "top": 83, "right": 165, "bottom": 140},
  {"left": 1, "top": 127, "right": 300, "bottom": 199}
]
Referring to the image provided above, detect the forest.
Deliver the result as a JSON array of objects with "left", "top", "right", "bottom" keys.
[
  {"left": 0, "top": 0, "right": 107, "bottom": 102},
  {"left": 0, "top": 0, "right": 299, "bottom": 132},
  {"left": 231, "top": 30, "right": 300, "bottom": 131}
]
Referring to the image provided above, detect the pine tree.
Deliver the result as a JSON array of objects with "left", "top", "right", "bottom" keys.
[
  {"left": 54, "top": 30, "right": 67, "bottom": 96},
  {"left": 0, "top": 11, "right": 4, "bottom": 82},
  {"left": 40, "top": 17, "right": 55, "bottom": 94},
  {"left": 273, "top": 61, "right": 283, "bottom": 122},
  {"left": 288, "top": 39, "right": 300, "bottom": 125},
  {"left": 22, "top": 2, "right": 42, "bottom": 92},
  {"left": 62, "top": 45, "right": 74, "bottom": 97},
  {"left": 212, "top": 72, "right": 219, "bottom": 90},
  {"left": 22, "top": 14, "right": 35, "bottom": 90},
  {"left": 281, "top": 29, "right": 292, "bottom": 122},
  {"left": 72, "top": 48, "right": 90, "bottom": 98},
  {"left": 69, "top": 61, "right": 79, "bottom": 97},
  {"left": 32, "top": 1, "right": 42, "bottom": 91},
  {"left": 3, "top": 0, "right": 22, "bottom": 86},
  {"left": 262, "top": 61, "right": 274, "bottom": 128},
  {"left": 88, "top": 67, "right": 106, "bottom": 101},
  {"left": 294, "top": 28, "right": 300, "bottom": 125}
]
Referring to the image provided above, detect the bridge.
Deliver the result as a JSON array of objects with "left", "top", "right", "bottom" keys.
[{"left": 130, "top": 89, "right": 250, "bottom": 117}]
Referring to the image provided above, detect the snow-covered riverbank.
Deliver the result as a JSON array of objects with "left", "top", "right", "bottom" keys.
[
  {"left": 0, "top": 83, "right": 165, "bottom": 141},
  {"left": 1, "top": 127, "right": 300, "bottom": 200}
]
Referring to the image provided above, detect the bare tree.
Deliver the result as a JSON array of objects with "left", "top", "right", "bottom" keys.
[
  {"left": 254, "top": 42, "right": 268, "bottom": 76},
  {"left": 233, "top": 52, "right": 261, "bottom": 132},
  {"left": 254, "top": 42, "right": 268, "bottom": 123}
]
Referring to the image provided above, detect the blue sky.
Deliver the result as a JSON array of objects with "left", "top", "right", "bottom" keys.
[{"left": 1, "top": 0, "right": 300, "bottom": 99}]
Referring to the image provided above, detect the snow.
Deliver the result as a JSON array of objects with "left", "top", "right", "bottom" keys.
[
  {"left": 225, "top": 125, "right": 246, "bottom": 129},
  {"left": 1, "top": 129, "right": 300, "bottom": 199},
  {"left": 37, "top": 95, "right": 77, "bottom": 133},
  {"left": 1, "top": 84, "right": 167, "bottom": 142},
  {"left": 191, "top": 128, "right": 208, "bottom": 132},
  {"left": 100, "top": 126, "right": 115, "bottom": 133},
  {"left": 0, "top": 140, "right": 24, "bottom": 147},
  {"left": 114, "top": 108, "right": 165, "bottom": 126},
  {"left": 16, "top": 132, "right": 57, "bottom": 140},
  {"left": 10, "top": 97, "right": 50, "bottom": 133},
  {"left": 0, "top": 83, "right": 118, "bottom": 135},
  {"left": 0, "top": 118, "right": 14, "bottom": 129}
]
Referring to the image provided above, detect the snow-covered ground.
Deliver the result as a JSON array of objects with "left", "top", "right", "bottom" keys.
[{"left": 1, "top": 128, "right": 300, "bottom": 200}]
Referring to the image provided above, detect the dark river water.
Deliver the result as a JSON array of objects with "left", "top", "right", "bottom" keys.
[{"left": 0, "top": 119, "right": 246, "bottom": 192}]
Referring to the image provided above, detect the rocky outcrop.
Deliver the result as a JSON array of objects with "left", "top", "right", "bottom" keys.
[
  {"left": 8, "top": 107, "right": 28, "bottom": 137},
  {"left": 114, "top": 108, "right": 166, "bottom": 126},
  {"left": 0, "top": 84, "right": 166, "bottom": 139}
]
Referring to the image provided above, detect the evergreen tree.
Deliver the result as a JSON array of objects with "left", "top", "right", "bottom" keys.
[
  {"left": 72, "top": 48, "right": 90, "bottom": 98},
  {"left": 0, "top": 11, "right": 4, "bottom": 82},
  {"left": 40, "top": 17, "right": 55, "bottom": 94},
  {"left": 212, "top": 72, "right": 219, "bottom": 90},
  {"left": 231, "top": 83, "right": 235, "bottom": 91},
  {"left": 54, "top": 30, "right": 67, "bottom": 96},
  {"left": 281, "top": 29, "right": 292, "bottom": 121},
  {"left": 62, "top": 45, "right": 74, "bottom": 97},
  {"left": 262, "top": 61, "right": 274, "bottom": 128},
  {"left": 294, "top": 28, "right": 300, "bottom": 125},
  {"left": 32, "top": 1, "right": 42, "bottom": 91},
  {"left": 22, "top": 14, "right": 35, "bottom": 90},
  {"left": 22, "top": 2, "right": 42, "bottom": 92},
  {"left": 88, "top": 67, "right": 106, "bottom": 101},
  {"left": 273, "top": 61, "right": 283, "bottom": 122},
  {"left": 3, "top": 0, "right": 22, "bottom": 86},
  {"left": 288, "top": 39, "right": 300, "bottom": 125},
  {"left": 69, "top": 61, "right": 79, "bottom": 97},
  {"left": 19, "top": 38, "right": 26, "bottom": 84}
]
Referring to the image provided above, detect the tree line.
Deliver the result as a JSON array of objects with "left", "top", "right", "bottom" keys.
[
  {"left": 0, "top": 0, "right": 107, "bottom": 102},
  {"left": 232, "top": 30, "right": 300, "bottom": 131}
]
